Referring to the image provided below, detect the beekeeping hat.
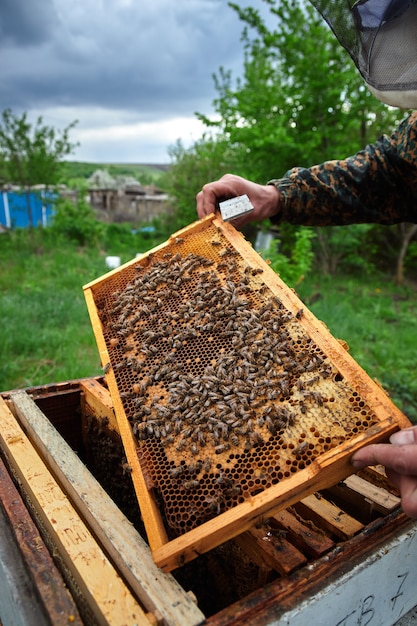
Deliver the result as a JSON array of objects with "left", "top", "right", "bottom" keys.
[{"left": 310, "top": 0, "right": 417, "bottom": 108}]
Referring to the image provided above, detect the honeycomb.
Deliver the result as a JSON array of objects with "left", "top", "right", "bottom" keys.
[{"left": 89, "top": 220, "right": 382, "bottom": 538}]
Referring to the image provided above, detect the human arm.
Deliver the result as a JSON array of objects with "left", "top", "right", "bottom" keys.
[
  {"left": 351, "top": 426, "right": 417, "bottom": 518},
  {"left": 196, "top": 174, "right": 281, "bottom": 229},
  {"left": 196, "top": 112, "right": 417, "bottom": 228}
]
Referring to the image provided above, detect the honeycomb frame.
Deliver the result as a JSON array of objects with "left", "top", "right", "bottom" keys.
[{"left": 83, "top": 214, "right": 410, "bottom": 572}]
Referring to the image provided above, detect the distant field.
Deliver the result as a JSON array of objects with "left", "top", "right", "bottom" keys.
[{"left": 61, "top": 161, "right": 169, "bottom": 187}]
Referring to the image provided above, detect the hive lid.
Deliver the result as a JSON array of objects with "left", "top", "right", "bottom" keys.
[{"left": 83, "top": 214, "right": 411, "bottom": 572}]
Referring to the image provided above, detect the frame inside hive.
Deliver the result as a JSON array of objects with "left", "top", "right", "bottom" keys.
[{"left": 83, "top": 214, "right": 411, "bottom": 572}]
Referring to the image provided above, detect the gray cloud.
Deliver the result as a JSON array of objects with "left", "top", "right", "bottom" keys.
[
  {"left": 0, "top": 0, "right": 59, "bottom": 46},
  {"left": 0, "top": 0, "right": 270, "bottom": 161}
]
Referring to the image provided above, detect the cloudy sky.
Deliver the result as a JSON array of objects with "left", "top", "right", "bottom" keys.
[{"left": 1, "top": 0, "right": 271, "bottom": 164}]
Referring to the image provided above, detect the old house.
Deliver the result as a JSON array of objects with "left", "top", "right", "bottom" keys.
[{"left": 86, "top": 170, "right": 170, "bottom": 224}]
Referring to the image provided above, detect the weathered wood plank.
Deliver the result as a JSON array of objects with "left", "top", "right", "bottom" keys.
[
  {"left": 0, "top": 456, "right": 82, "bottom": 626},
  {"left": 235, "top": 527, "right": 307, "bottom": 575},
  {"left": 271, "top": 508, "right": 334, "bottom": 559},
  {"left": 294, "top": 494, "right": 363, "bottom": 540},
  {"left": 0, "top": 395, "right": 151, "bottom": 626},
  {"left": 334, "top": 474, "right": 400, "bottom": 515},
  {"left": 9, "top": 390, "right": 205, "bottom": 626},
  {"left": 80, "top": 378, "right": 118, "bottom": 432}
]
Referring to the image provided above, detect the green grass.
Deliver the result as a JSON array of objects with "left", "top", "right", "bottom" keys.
[
  {"left": 0, "top": 242, "right": 103, "bottom": 389},
  {"left": 0, "top": 229, "right": 162, "bottom": 391},
  {"left": 296, "top": 274, "right": 417, "bottom": 422},
  {"left": 1, "top": 231, "right": 416, "bottom": 422}
]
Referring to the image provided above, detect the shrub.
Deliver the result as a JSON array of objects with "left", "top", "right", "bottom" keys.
[
  {"left": 49, "top": 195, "right": 103, "bottom": 246},
  {"left": 261, "top": 227, "right": 315, "bottom": 287}
]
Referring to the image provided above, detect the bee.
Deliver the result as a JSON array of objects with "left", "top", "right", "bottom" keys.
[
  {"left": 188, "top": 460, "right": 203, "bottom": 475},
  {"left": 293, "top": 441, "right": 308, "bottom": 456},
  {"left": 196, "top": 430, "right": 206, "bottom": 447},
  {"left": 225, "top": 484, "right": 242, "bottom": 498},
  {"left": 183, "top": 479, "right": 200, "bottom": 491},
  {"left": 114, "top": 360, "right": 127, "bottom": 371},
  {"left": 214, "top": 443, "right": 230, "bottom": 455},
  {"left": 250, "top": 431, "right": 265, "bottom": 446},
  {"left": 205, "top": 495, "right": 223, "bottom": 515},
  {"left": 265, "top": 417, "right": 277, "bottom": 436},
  {"left": 170, "top": 465, "right": 185, "bottom": 479},
  {"left": 295, "top": 308, "right": 304, "bottom": 320},
  {"left": 176, "top": 439, "right": 187, "bottom": 452},
  {"left": 230, "top": 434, "right": 239, "bottom": 447},
  {"left": 304, "top": 390, "right": 324, "bottom": 405},
  {"left": 296, "top": 379, "right": 305, "bottom": 391},
  {"left": 201, "top": 458, "right": 212, "bottom": 473},
  {"left": 287, "top": 412, "right": 296, "bottom": 427},
  {"left": 121, "top": 462, "right": 132, "bottom": 475},
  {"left": 103, "top": 362, "right": 111, "bottom": 374}
]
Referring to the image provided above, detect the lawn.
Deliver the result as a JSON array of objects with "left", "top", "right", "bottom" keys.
[{"left": 1, "top": 231, "right": 416, "bottom": 422}]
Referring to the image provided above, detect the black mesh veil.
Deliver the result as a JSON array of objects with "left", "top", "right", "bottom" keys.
[{"left": 309, "top": 0, "right": 417, "bottom": 107}]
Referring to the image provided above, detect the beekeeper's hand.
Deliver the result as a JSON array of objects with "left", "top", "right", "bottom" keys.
[
  {"left": 196, "top": 174, "right": 280, "bottom": 229},
  {"left": 352, "top": 426, "right": 417, "bottom": 519}
]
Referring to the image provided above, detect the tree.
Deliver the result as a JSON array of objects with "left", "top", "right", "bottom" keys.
[
  {"left": 197, "top": 0, "right": 403, "bottom": 181},
  {"left": 164, "top": 135, "right": 240, "bottom": 229},
  {"left": 167, "top": 0, "right": 412, "bottom": 277},
  {"left": 0, "top": 109, "right": 78, "bottom": 227}
]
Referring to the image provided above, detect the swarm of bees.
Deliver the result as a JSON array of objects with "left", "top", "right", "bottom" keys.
[{"left": 97, "top": 234, "right": 377, "bottom": 533}]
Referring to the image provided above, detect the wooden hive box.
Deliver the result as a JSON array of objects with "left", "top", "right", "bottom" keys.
[{"left": 83, "top": 214, "right": 411, "bottom": 572}]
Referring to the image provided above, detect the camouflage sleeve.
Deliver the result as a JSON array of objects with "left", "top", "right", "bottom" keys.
[{"left": 268, "top": 111, "right": 417, "bottom": 226}]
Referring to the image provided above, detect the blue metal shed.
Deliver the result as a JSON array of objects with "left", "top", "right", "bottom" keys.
[{"left": 0, "top": 190, "right": 55, "bottom": 229}]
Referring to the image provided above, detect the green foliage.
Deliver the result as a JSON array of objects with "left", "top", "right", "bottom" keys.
[
  {"left": 405, "top": 241, "right": 417, "bottom": 274},
  {"left": 0, "top": 230, "right": 105, "bottom": 390},
  {"left": 167, "top": 0, "right": 407, "bottom": 275},
  {"left": 261, "top": 226, "right": 315, "bottom": 286},
  {"left": 197, "top": 0, "right": 402, "bottom": 181},
  {"left": 49, "top": 195, "right": 104, "bottom": 247},
  {"left": 0, "top": 108, "right": 78, "bottom": 229},
  {"left": 312, "top": 223, "right": 378, "bottom": 276},
  {"left": 100, "top": 221, "right": 168, "bottom": 258},
  {"left": 164, "top": 136, "right": 239, "bottom": 229},
  {"left": 0, "top": 109, "right": 78, "bottom": 188}
]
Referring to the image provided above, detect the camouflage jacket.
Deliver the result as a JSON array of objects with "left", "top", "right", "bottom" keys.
[{"left": 268, "top": 111, "right": 417, "bottom": 226}]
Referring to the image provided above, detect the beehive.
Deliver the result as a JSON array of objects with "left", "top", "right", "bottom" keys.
[{"left": 83, "top": 214, "right": 410, "bottom": 571}]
